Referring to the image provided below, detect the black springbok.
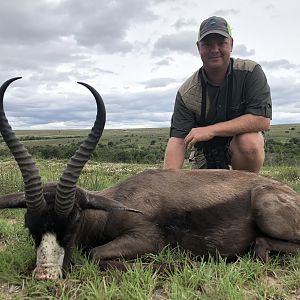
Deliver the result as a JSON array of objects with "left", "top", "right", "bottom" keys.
[{"left": 1, "top": 77, "right": 300, "bottom": 280}]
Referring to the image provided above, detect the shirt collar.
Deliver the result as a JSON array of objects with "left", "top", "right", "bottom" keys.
[{"left": 201, "top": 58, "right": 233, "bottom": 87}]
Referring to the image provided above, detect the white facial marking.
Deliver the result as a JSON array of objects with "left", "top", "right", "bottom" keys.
[{"left": 33, "top": 233, "right": 65, "bottom": 280}]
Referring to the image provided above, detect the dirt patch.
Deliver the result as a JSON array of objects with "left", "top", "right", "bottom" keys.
[
  {"left": 0, "top": 283, "right": 22, "bottom": 299},
  {"left": 260, "top": 274, "right": 280, "bottom": 287},
  {"left": 150, "top": 287, "right": 168, "bottom": 300},
  {"left": 0, "top": 240, "right": 6, "bottom": 251},
  {"left": 6, "top": 219, "right": 18, "bottom": 225},
  {"left": 291, "top": 288, "right": 300, "bottom": 300}
]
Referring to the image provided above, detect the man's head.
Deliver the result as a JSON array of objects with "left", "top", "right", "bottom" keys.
[
  {"left": 198, "top": 16, "right": 232, "bottom": 42},
  {"left": 196, "top": 16, "right": 233, "bottom": 72}
]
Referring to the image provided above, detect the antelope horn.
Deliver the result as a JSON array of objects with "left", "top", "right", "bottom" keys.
[
  {"left": 0, "top": 77, "right": 46, "bottom": 213},
  {"left": 55, "top": 82, "right": 106, "bottom": 217}
]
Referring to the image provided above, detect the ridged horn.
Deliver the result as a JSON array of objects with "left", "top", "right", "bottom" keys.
[
  {"left": 55, "top": 82, "right": 106, "bottom": 217},
  {"left": 0, "top": 77, "right": 47, "bottom": 213}
]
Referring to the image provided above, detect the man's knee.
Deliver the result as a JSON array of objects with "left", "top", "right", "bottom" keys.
[
  {"left": 230, "top": 132, "right": 264, "bottom": 158},
  {"left": 229, "top": 132, "right": 265, "bottom": 172}
]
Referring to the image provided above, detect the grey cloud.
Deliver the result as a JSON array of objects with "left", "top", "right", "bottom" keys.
[
  {"left": 105, "top": 88, "right": 176, "bottom": 112},
  {"left": 212, "top": 9, "right": 239, "bottom": 16},
  {"left": 4, "top": 88, "right": 102, "bottom": 129},
  {"left": 155, "top": 58, "right": 174, "bottom": 66},
  {"left": 107, "top": 111, "right": 171, "bottom": 128},
  {"left": 0, "top": 50, "right": 116, "bottom": 92},
  {"left": 151, "top": 57, "right": 174, "bottom": 72},
  {"left": 57, "top": 0, "right": 157, "bottom": 53},
  {"left": 271, "top": 86, "right": 300, "bottom": 107},
  {"left": 0, "top": 39, "right": 84, "bottom": 74},
  {"left": 0, "top": 1, "right": 69, "bottom": 45},
  {"left": 140, "top": 78, "right": 179, "bottom": 89},
  {"left": 0, "top": 0, "right": 157, "bottom": 56},
  {"left": 2, "top": 80, "right": 177, "bottom": 129},
  {"left": 259, "top": 59, "right": 298, "bottom": 70},
  {"left": 173, "top": 18, "right": 197, "bottom": 30},
  {"left": 233, "top": 44, "right": 255, "bottom": 57},
  {"left": 1, "top": 0, "right": 299, "bottom": 129},
  {"left": 264, "top": 4, "right": 276, "bottom": 10},
  {"left": 0, "top": 0, "right": 150, "bottom": 95},
  {"left": 152, "top": 31, "right": 198, "bottom": 56},
  {"left": 3, "top": 74, "right": 300, "bottom": 129},
  {"left": 92, "top": 68, "right": 116, "bottom": 75},
  {"left": 266, "top": 77, "right": 300, "bottom": 124}
]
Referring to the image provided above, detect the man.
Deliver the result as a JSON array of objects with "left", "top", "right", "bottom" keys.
[{"left": 164, "top": 16, "right": 271, "bottom": 172}]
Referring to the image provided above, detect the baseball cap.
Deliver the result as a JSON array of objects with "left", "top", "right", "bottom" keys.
[{"left": 198, "top": 16, "right": 232, "bottom": 41}]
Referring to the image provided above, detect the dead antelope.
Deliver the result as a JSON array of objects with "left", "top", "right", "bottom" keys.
[{"left": 1, "top": 77, "right": 300, "bottom": 281}]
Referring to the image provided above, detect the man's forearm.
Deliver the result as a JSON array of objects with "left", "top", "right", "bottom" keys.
[
  {"left": 211, "top": 114, "right": 270, "bottom": 137},
  {"left": 164, "top": 137, "right": 186, "bottom": 169}
]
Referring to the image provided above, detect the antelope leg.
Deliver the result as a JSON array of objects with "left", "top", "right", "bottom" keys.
[
  {"left": 254, "top": 236, "right": 300, "bottom": 261},
  {"left": 89, "top": 233, "right": 164, "bottom": 262}
]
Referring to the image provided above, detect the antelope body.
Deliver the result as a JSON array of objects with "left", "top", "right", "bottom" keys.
[{"left": 1, "top": 78, "right": 300, "bottom": 280}]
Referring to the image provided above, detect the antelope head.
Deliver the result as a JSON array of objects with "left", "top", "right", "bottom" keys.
[{"left": 0, "top": 78, "right": 140, "bottom": 279}]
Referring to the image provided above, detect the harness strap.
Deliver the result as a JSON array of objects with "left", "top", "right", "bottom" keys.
[
  {"left": 226, "top": 58, "right": 234, "bottom": 121},
  {"left": 199, "top": 58, "right": 234, "bottom": 125},
  {"left": 195, "top": 59, "right": 234, "bottom": 169},
  {"left": 199, "top": 71, "right": 207, "bottom": 127}
]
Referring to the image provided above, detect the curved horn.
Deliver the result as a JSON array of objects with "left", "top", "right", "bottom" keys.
[
  {"left": 0, "top": 77, "right": 47, "bottom": 213},
  {"left": 55, "top": 82, "right": 106, "bottom": 217}
]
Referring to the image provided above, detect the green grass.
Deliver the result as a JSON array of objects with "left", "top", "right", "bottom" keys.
[
  {"left": 0, "top": 160, "right": 300, "bottom": 299},
  {"left": 264, "top": 124, "right": 300, "bottom": 143},
  {"left": 0, "top": 128, "right": 170, "bottom": 148},
  {"left": 0, "top": 123, "right": 298, "bottom": 147},
  {"left": 1, "top": 125, "right": 300, "bottom": 166}
]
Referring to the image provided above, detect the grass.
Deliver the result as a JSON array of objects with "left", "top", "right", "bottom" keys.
[
  {"left": 0, "top": 128, "right": 170, "bottom": 149},
  {"left": 1, "top": 125, "right": 300, "bottom": 167},
  {"left": 264, "top": 124, "right": 300, "bottom": 143},
  {"left": 0, "top": 160, "right": 299, "bottom": 299},
  {"left": 1, "top": 123, "right": 298, "bottom": 149}
]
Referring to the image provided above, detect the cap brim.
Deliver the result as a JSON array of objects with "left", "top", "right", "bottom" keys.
[{"left": 199, "top": 30, "right": 230, "bottom": 41}]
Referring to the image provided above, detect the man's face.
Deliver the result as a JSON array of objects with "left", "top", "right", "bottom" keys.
[{"left": 197, "top": 34, "right": 233, "bottom": 71}]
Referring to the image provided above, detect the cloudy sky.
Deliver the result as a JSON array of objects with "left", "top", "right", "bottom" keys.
[{"left": 1, "top": 0, "right": 299, "bottom": 129}]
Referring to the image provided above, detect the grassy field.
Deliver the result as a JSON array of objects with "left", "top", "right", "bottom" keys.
[
  {"left": 1, "top": 123, "right": 300, "bottom": 167},
  {"left": 0, "top": 159, "right": 299, "bottom": 299},
  {"left": 0, "top": 124, "right": 300, "bottom": 299},
  {"left": 264, "top": 124, "right": 300, "bottom": 143},
  {"left": 0, "top": 128, "right": 169, "bottom": 149},
  {"left": 1, "top": 123, "right": 299, "bottom": 149}
]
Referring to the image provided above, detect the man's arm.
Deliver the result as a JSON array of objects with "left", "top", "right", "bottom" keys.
[
  {"left": 163, "top": 137, "right": 186, "bottom": 169},
  {"left": 184, "top": 114, "right": 270, "bottom": 149}
]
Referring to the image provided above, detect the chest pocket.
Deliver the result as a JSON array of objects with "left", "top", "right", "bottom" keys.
[
  {"left": 229, "top": 100, "right": 246, "bottom": 120},
  {"left": 227, "top": 76, "right": 247, "bottom": 120}
]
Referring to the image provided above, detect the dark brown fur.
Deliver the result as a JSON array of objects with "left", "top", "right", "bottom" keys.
[{"left": 64, "top": 168, "right": 300, "bottom": 263}]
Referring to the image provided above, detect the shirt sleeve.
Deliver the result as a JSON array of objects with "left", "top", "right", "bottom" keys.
[
  {"left": 170, "top": 92, "right": 197, "bottom": 138},
  {"left": 244, "top": 64, "right": 272, "bottom": 119}
]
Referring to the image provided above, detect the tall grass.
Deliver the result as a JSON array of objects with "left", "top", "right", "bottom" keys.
[{"left": 0, "top": 160, "right": 299, "bottom": 299}]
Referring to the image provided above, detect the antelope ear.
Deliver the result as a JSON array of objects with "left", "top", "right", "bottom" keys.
[
  {"left": 81, "top": 193, "right": 143, "bottom": 214},
  {"left": 0, "top": 192, "right": 27, "bottom": 209}
]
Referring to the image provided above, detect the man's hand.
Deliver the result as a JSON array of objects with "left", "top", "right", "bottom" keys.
[
  {"left": 183, "top": 115, "right": 271, "bottom": 150},
  {"left": 184, "top": 127, "right": 215, "bottom": 149}
]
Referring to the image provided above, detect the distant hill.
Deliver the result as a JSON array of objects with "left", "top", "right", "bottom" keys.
[{"left": 0, "top": 124, "right": 299, "bottom": 165}]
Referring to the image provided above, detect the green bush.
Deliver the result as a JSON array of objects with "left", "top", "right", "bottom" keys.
[{"left": 1, "top": 132, "right": 299, "bottom": 166}]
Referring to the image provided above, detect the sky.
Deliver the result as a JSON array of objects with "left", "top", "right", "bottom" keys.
[{"left": 0, "top": 0, "right": 299, "bottom": 130}]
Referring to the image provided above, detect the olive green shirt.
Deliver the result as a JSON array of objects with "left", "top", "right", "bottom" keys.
[{"left": 170, "top": 58, "right": 272, "bottom": 138}]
